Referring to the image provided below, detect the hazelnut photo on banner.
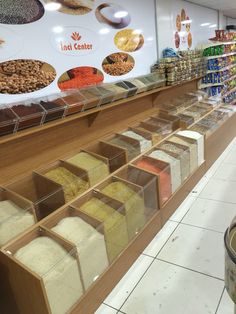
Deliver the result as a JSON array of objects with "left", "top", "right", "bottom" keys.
[
  {"left": 0, "top": 59, "right": 56, "bottom": 94},
  {"left": 102, "top": 53, "right": 135, "bottom": 76},
  {"left": 43, "top": 0, "right": 95, "bottom": 15}
]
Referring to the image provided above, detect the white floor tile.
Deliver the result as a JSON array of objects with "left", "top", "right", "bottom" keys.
[
  {"left": 217, "top": 290, "right": 234, "bottom": 314},
  {"left": 95, "top": 304, "right": 118, "bottom": 314},
  {"left": 143, "top": 221, "right": 178, "bottom": 257},
  {"left": 121, "top": 259, "right": 224, "bottom": 314},
  {"left": 104, "top": 255, "right": 153, "bottom": 310},
  {"left": 190, "top": 176, "right": 209, "bottom": 196},
  {"left": 182, "top": 198, "right": 236, "bottom": 233},
  {"left": 223, "top": 151, "right": 236, "bottom": 165},
  {"left": 214, "top": 163, "right": 236, "bottom": 182},
  {"left": 199, "top": 178, "right": 236, "bottom": 204},
  {"left": 158, "top": 224, "right": 225, "bottom": 279},
  {"left": 170, "top": 196, "right": 197, "bottom": 222}
]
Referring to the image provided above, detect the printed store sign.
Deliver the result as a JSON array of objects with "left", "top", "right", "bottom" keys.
[{"left": 52, "top": 27, "right": 99, "bottom": 56}]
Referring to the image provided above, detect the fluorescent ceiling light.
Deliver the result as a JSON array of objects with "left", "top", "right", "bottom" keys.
[
  {"left": 209, "top": 24, "right": 217, "bottom": 28},
  {"left": 200, "top": 23, "right": 210, "bottom": 26},
  {"left": 44, "top": 2, "right": 61, "bottom": 11},
  {"left": 114, "top": 11, "right": 128, "bottom": 18}
]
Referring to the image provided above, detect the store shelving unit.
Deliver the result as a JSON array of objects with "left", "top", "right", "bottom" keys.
[{"left": 1, "top": 77, "right": 236, "bottom": 314}]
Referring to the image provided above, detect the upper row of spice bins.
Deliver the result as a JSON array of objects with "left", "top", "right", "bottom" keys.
[{"left": 0, "top": 73, "right": 166, "bottom": 137}]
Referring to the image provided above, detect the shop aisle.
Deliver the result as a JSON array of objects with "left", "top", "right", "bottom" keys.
[{"left": 96, "top": 137, "right": 236, "bottom": 314}]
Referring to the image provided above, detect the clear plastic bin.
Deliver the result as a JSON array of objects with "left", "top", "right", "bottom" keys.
[
  {"left": 62, "top": 90, "right": 86, "bottom": 116},
  {"left": 143, "top": 117, "right": 172, "bottom": 135},
  {"left": 11, "top": 102, "right": 45, "bottom": 130},
  {"left": 103, "top": 84, "right": 128, "bottom": 101},
  {"left": 39, "top": 94, "right": 67, "bottom": 123},
  {"left": 121, "top": 129, "right": 152, "bottom": 153},
  {"left": 124, "top": 78, "right": 148, "bottom": 93},
  {"left": 79, "top": 87, "right": 103, "bottom": 111},
  {"left": 115, "top": 81, "right": 138, "bottom": 97},
  {"left": 0, "top": 106, "right": 18, "bottom": 136},
  {"left": 95, "top": 86, "right": 115, "bottom": 105},
  {"left": 136, "top": 76, "right": 156, "bottom": 90}
]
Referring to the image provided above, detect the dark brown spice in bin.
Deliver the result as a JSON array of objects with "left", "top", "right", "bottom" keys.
[
  {"left": 0, "top": 107, "right": 17, "bottom": 136},
  {"left": 11, "top": 103, "right": 44, "bottom": 130}
]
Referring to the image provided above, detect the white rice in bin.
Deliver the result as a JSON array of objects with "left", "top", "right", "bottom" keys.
[
  {"left": 0, "top": 200, "right": 35, "bottom": 247},
  {"left": 149, "top": 150, "right": 181, "bottom": 193},
  {"left": 122, "top": 131, "right": 152, "bottom": 152},
  {"left": 52, "top": 217, "right": 109, "bottom": 289},
  {"left": 15, "top": 236, "right": 83, "bottom": 314}
]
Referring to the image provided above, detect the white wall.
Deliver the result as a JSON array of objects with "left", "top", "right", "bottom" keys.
[
  {"left": 219, "top": 12, "right": 227, "bottom": 30},
  {"left": 156, "top": 0, "right": 218, "bottom": 55},
  {"left": 226, "top": 17, "right": 236, "bottom": 26}
]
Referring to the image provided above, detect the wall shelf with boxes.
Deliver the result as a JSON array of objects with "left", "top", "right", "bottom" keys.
[{"left": 0, "top": 77, "right": 236, "bottom": 314}]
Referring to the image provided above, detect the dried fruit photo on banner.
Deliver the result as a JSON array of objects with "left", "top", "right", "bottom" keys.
[
  {"left": 114, "top": 29, "right": 144, "bottom": 52},
  {"left": 58, "top": 66, "right": 104, "bottom": 91},
  {"left": 0, "top": 0, "right": 44, "bottom": 24},
  {"left": 43, "top": 0, "right": 95, "bottom": 15},
  {"left": 96, "top": 3, "right": 131, "bottom": 29},
  {"left": 0, "top": 59, "right": 56, "bottom": 94},
  {"left": 102, "top": 53, "right": 135, "bottom": 76}
]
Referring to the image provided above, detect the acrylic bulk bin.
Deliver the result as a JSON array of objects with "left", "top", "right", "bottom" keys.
[
  {"left": 124, "top": 78, "right": 148, "bottom": 93},
  {"left": 39, "top": 94, "right": 67, "bottom": 123},
  {"left": 115, "top": 81, "right": 138, "bottom": 97},
  {"left": 152, "top": 112, "right": 180, "bottom": 131},
  {"left": 4, "top": 173, "right": 65, "bottom": 221},
  {"left": 97, "top": 177, "right": 146, "bottom": 240},
  {"left": 4, "top": 227, "right": 84, "bottom": 314},
  {"left": 0, "top": 188, "right": 36, "bottom": 247},
  {"left": 65, "top": 151, "right": 110, "bottom": 187},
  {"left": 11, "top": 102, "right": 45, "bottom": 130},
  {"left": 132, "top": 123, "right": 163, "bottom": 144},
  {"left": 120, "top": 129, "right": 152, "bottom": 153},
  {"left": 95, "top": 86, "right": 115, "bottom": 105},
  {"left": 104, "top": 134, "right": 141, "bottom": 162},
  {"left": 83, "top": 141, "right": 127, "bottom": 173},
  {"left": 142, "top": 117, "right": 173, "bottom": 135},
  {"left": 187, "top": 104, "right": 211, "bottom": 118},
  {"left": 167, "top": 134, "right": 198, "bottom": 173},
  {"left": 61, "top": 90, "right": 86, "bottom": 116},
  {"left": 42, "top": 206, "right": 109, "bottom": 290},
  {"left": 148, "top": 148, "right": 182, "bottom": 194},
  {"left": 159, "top": 141, "right": 191, "bottom": 183},
  {"left": 102, "top": 84, "right": 128, "bottom": 101},
  {"left": 136, "top": 76, "right": 156, "bottom": 91},
  {"left": 148, "top": 73, "right": 166, "bottom": 88},
  {"left": 79, "top": 87, "right": 103, "bottom": 111},
  {"left": 115, "top": 165, "right": 160, "bottom": 220},
  {"left": 177, "top": 130, "right": 205, "bottom": 166},
  {"left": 133, "top": 156, "right": 172, "bottom": 206},
  {"left": 182, "top": 108, "right": 202, "bottom": 122},
  {"left": 72, "top": 189, "right": 129, "bottom": 263},
  {"left": 177, "top": 113, "right": 195, "bottom": 128},
  {"left": 0, "top": 106, "right": 18, "bottom": 136},
  {"left": 35, "top": 160, "right": 90, "bottom": 203},
  {"left": 189, "top": 123, "right": 210, "bottom": 136}
]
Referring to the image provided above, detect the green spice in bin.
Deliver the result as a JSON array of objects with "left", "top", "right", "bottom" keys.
[
  {"left": 108, "top": 136, "right": 140, "bottom": 161},
  {"left": 67, "top": 152, "right": 109, "bottom": 186},
  {"left": 101, "top": 181, "right": 145, "bottom": 239},
  {"left": 80, "top": 197, "right": 128, "bottom": 262}
]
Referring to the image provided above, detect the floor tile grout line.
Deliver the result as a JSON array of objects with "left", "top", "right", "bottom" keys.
[
  {"left": 170, "top": 196, "right": 198, "bottom": 224},
  {"left": 117, "top": 256, "right": 157, "bottom": 312},
  {"left": 102, "top": 302, "right": 123, "bottom": 313},
  {"left": 177, "top": 221, "right": 225, "bottom": 234},
  {"left": 214, "top": 287, "right": 226, "bottom": 314},
  {"left": 155, "top": 258, "right": 224, "bottom": 282},
  {"left": 197, "top": 195, "right": 236, "bottom": 205}
]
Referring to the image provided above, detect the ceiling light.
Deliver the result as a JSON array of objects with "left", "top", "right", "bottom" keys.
[
  {"left": 209, "top": 24, "right": 217, "bottom": 28},
  {"left": 44, "top": 2, "right": 61, "bottom": 11},
  {"left": 200, "top": 23, "right": 210, "bottom": 27}
]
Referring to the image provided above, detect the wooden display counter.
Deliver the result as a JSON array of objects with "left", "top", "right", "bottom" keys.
[{"left": 0, "top": 77, "right": 236, "bottom": 314}]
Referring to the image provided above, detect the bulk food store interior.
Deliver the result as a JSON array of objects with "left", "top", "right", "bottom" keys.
[{"left": 1, "top": 0, "right": 236, "bottom": 314}]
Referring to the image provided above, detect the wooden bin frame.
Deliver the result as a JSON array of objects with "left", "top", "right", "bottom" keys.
[{"left": 1, "top": 78, "right": 236, "bottom": 314}]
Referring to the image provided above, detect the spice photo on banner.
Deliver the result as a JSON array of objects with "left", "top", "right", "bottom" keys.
[
  {"left": 0, "top": 59, "right": 56, "bottom": 94},
  {"left": 58, "top": 66, "right": 104, "bottom": 91},
  {"left": 95, "top": 3, "right": 131, "bottom": 29},
  {"left": 102, "top": 53, "right": 135, "bottom": 76},
  {"left": 114, "top": 29, "right": 144, "bottom": 52},
  {"left": 43, "top": 0, "right": 95, "bottom": 15},
  {"left": 0, "top": 0, "right": 44, "bottom": 24}
]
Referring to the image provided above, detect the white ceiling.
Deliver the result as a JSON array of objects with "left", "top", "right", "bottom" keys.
[{"left": 187, "top": 0, "right": 236, "bottom": 19}]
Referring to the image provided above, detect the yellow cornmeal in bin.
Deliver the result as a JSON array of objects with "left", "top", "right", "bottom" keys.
[
  {"left": 101, "top": 181, "right": 145, "bottom": 239},
  {"left": 67, "top": 152, "right": 109, "bottom": 186},
  {"left": 80, "top": 197, "right": 129, "bottom": 262},
  {"left": 45, "top": 167, "right": 89, "bottom": 203}
]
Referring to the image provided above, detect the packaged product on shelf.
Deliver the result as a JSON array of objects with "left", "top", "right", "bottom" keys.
[
  {"left": 0, "top": 198, "right": 35, "bottom": 247},
  {"left": 44, "top": 167, "right": 89, "bottom": 202},
  {"left": 39, "top": 94, "right": 67, "bottom": 123},
  {"left": 101, "top": 180, "right": 145, "bottom": 239},
  {"left": 11, "top": 102, "right": 45, "bottom": 130},
  {"left": 121, "top": 130, "right": 152, "bottom": 153},
  {"left": 14, "top": 236, "right": 83, "bottom": 314},
  {"left": 168, "top": 135, "right": 198, "bottom": 173},
  {"left": 159, "top": 141, "right": 190, "bottom": 182},
  {"left": 107, "top": 135, "right": 141, "bottom": 161},
  {"left": 177, "top": 130, "right": 205, "bottom": 166},
  {"left": 134, "top": 156, "right": 172, "bottom": 205},
  {"left": 0, "top": 106, "right": 18, "bottom": 136},
  {"left": 67, "top": 152, "right": 109, "bottom": 186},
  {"left": 79, "top": 87, "right": 102, "bottom": 110},
  {"left": 115, "top": 82, "right": 138, "bottom": 97},
  {"left": 78, "top": 195, "right": 129, "bottom": 262},
  {"left": 51, "top": 216, "right": 109, "bottom": 289},
  {"left": 149, "top": 149, "right": 181, "bottom": 193}
]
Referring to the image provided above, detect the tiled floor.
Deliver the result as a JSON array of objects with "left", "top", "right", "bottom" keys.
[{"left": 96, "top": 138, "right": 236, "bottom": 314}]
